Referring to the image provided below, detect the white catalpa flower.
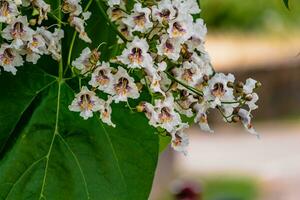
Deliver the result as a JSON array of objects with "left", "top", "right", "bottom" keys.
[
  {"left": 247, "top": 93, "right": 259, "bottom": 111},
  {"left": 191, "top": 53, "right": 214, "bottom": 77},
  {"left": 69, "top": 13, "right": 91, "bottom": 43},
  {"left": 152, "top": 0, "right": 177, "bottom": 24},
  {"left": 107, "top": 6, "right": 125, "bottom": 22},
  {"left": 31, "top": 0, "right": 51, "bottom": 24},
  {"left": 175, "top": 92, "right": 198, "bottom": 117},
  {"left": 170, "top": 124, "right": 189, "bottom": 155},
  {"left": 116, "top": 21, "right": 133, "bottom": 42},
  {"left": 144, "top": 62, "right": 167, "bottom": 95},
  {"left": 194, "top": 102, "right": 214, "bottom": 133},
  {"left": 37, "top": 27, "right": 64, "bottom": 60},
  {"left": 117, "top": 37, "right": 153, "bottom": 69},
  {"left": 2, "top": 16, "right": 34, "bottom": 48},
  {"left": 0, "top": 43, "right": 24, "bottom": 75},
  {"left": 99, "top": 96, "right": 116, "bottom": 127},
  {"left": 139, "top": 102, "right": 159, "bottom": 128},
  {"left": 72, "top": 47, "right": 100, "bottom": 74},
  {"left": 173, "top": 0, "right": 201, "bottom": 16},
  {"left": 123, "top": 3, "right": 152, "bottom": 33},
  {"left": 204, "top": 73, "right": 235, "bottom": 108},
  {"left": 0, "top": 0, "right": 19, "bottom": 24},
  {"left": 63, "top": 0, "right": 82, "bottom": 16},
  {"left": 108, "top": 67, "right": 140, "bottom": 103},
  {"left": 173, "top": 61, "right": 204, "bottom": 88},
  {"left": 69, "top": 86, "right": 103, "bottom": 120},
  {"left": 243, "top": 78, "right": 259, "bottom": 110},
  {"left": 244, "top": 78, "right": 257, "bottom": 94},
  {"left": 167, "top": 15, "right": 193, "bottom": 43},
  {"left": 25, "top": 33, "right": 48, "bottom": 64},
  {"left": 89, "top": 62, "right": 114, "bottom": 93},
  {"left": 154, "top": 95, "right": 183, "bottom": 132},
  {"left": 186, "top": 19, "right": 207, "bottom": 51},
  {"left": 107, "top": 0, "right": 120, "bottom": 7},
  {"left": 157, "top": 34, "right": 181, "bottom": 61},
  {"left": 238, "top": 109, "right": 259, "bottom": 137}
]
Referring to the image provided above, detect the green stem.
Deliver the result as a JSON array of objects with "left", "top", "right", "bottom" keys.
[
  {"left": 58, "top": 0, "right": 63, "bottom": 81},
  {"left": 95, "top": 0, "right": 128, "bottom": 42},
  {"left": 67, "top": 32, "right": 77, "bottom": 68},
  {"left": 48, "top": 12, "right": 68, "bottom": 25},
  {"left": 165, "top": 72, "right": 204, "bottom": 97},
  {"left": 65, "top": 0, "right": 93, "bottom": 75}
]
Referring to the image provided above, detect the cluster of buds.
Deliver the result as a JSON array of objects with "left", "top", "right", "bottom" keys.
[{"left": 69, "top": 0, "right": 261, "bottom": 155}]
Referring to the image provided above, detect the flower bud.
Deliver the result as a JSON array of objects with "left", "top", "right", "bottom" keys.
[
  {"left": 136, "top": 103, "right": 145, "bottom": 113},
  {"left": 227, "top": 81, "right": 234, "bottom": 88},
  {"left": 233, "top": 107, "right": 240, "bottom": 115},
  {"left": 236, "top": 81, "right": 244, "bottom": 88},
  {"left": 170, "top": 82, "right": 178, "bottom": 90},
  {"left": 203, "top": 74, "right": 209, "bottom": 82},
  {"left": 232, "top": 116, "right": 240, "bottom": 123},
  {"left": 29, "top": 19, "right": 37, "bottom": 26},
  {"left": 245, "top": 94, "right": 253, "bottom": 101},
  {"left": 136, "top": 82, "right": 144, "bottom": 91},
  {"left": 256, "top": 81, "right": 262, "bottom": 88}
]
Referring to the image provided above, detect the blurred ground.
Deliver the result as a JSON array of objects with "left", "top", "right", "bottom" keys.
[
  {"left": 206, "top": 33, "right": 300, "bottom": 71},
  {"left": 178, "top": 122, "right": 300, "bottom": 200},
  {"left": 151, "top": 121, "right": 300, "bottom": 200}
]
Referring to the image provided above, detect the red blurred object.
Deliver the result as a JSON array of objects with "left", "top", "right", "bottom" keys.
[{"left": 172, "top": 180, "right": 202, "bottom": 200}]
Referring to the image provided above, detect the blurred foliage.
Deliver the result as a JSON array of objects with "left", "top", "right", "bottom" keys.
[
  {"left": 200, "top": 0, "right": 300, "bottom": 32},
  {"left": 203, "top": 176, "right": 259, "bottom": 200}
]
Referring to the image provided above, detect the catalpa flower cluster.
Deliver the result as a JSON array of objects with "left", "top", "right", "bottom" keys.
[
  {"left": 0, "top": 0, "right": 261, "bottom": 155},
  {"left": 69, "top": 0, "right": 260, "bottom": 155},
  {"left": 0, "top": 0, "right": 91, "bottom": 74}
]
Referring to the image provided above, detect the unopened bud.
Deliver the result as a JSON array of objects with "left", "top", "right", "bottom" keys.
[
  {"left": 236, "top": 81, "right": 244, "bottom": 88},
  {"left": 90, "top": 49, "right": 100, "bottom": 65},
  {"left": 203, "top": 74, "right": 209, "bottom": 82},
  {"left": 232, "top": 116, "right": 240, "bottom": 123},
  {"left": 227, "top": 81, "right": 234, "bottom": 88},
  {"left": 111, "top": 68, "right": 118, "bottom": 74},
  {"left": 235, "top": 87, "right": 244, "bottom": 93},
  {"left": 29, "top": 19, "right": 37, "bottom": 26},
  {"left": 233, "top": 107, "right": 240, "bottom": 115},
  {"left": 170, "top": 82, "right": 178, "bottom": 90},
  {"left": 136, "top": 103, "right": 145, "bottom": 113},
  {"left": 245, "top": 94, "right": 253, "bottom": 101},
  {"left": 256, "top": 81, "right": 262, "bottom": 88},
  {"left": 136, "top": 82, "right": 143, "bottom": 91}
]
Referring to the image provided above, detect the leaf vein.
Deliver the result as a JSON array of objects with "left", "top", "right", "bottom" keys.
[{"left": 57, "top": 134, "right": 90, "bottom": 200}]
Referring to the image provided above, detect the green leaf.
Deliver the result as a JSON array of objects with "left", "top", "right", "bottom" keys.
[
  {"left": 283, "top": 0, "right": 290, "bottom": 9},
  {"left": 0, "top": 1, "right": 159, "bottom": 199},
  {"left": 0, "top": 74, "right": 158, "bottom": 199},
  {"left": 159, "top": 135, "right": 171, "bottom": 153}
]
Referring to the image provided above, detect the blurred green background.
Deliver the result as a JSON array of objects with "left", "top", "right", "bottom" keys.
[{"left": 200, "top": 0, "right": 300, "bottom": 33}]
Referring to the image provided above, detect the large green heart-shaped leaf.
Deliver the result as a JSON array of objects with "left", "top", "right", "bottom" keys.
[
  {"left": 0, "top": 1, "right": 159, "bottom": 199},
  {"left": 0, "top": 65, "right": 159, "bottom": 200}
]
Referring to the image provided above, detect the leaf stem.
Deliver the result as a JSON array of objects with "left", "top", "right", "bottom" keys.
[
  {"left": 48, "top": 12, "right": 68, "bottom": 25},
  {"left": 164, "top": 71, "right": 204, "bottom": 97}
]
